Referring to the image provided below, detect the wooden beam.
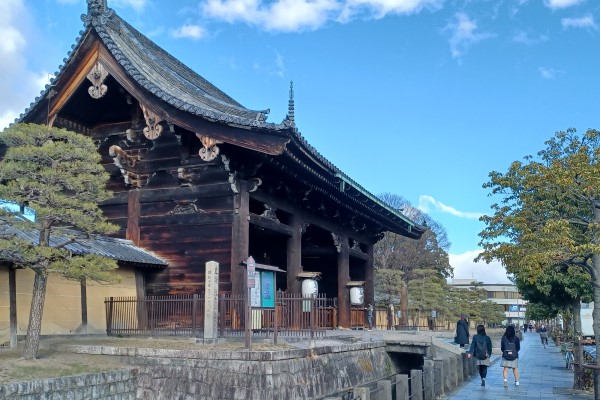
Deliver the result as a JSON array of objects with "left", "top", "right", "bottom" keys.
[
  {"left": 80, "top": 279, "right": 88, "bottom": 334},
  {"left": 126, "top": 189, "right": 140, "bottom": 245},
  {"left": 349, "top": 248, "right": 370, "bottom": 261},
  {"left": 101, "top": 183, "right": 234, "bottom": 206},
  {"left": 9, "top": 268, "right": 17, "bottom": 348},
  {"left": 140, "top": 211, "right": 233, "bottom": 227},
  {"left": 286, "top": 212, "right": 302, "bottom": 294},
  {"left": 231, "top": 181, "right": 250, "bottom": 295},
  {"left": 249, "top": 213, "right": 294, "bottom": 236},
  {"left": 251, "top": 190, "right": 374, "bottom": 245},
  {"left": 337, "top": 236, "right": 350, "bottom": 328},
  {"left": 49, "top": 41, "right": 100, "bottom": 118},
  {"left": 364, "top": 245, "right": 374, "bottom": 308}
]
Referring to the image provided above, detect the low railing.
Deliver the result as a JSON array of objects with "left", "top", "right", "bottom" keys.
[{"left": 105, "top": 292, "right": 336, "bottom": 338}]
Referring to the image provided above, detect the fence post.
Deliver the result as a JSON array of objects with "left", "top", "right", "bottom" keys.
[
  {"left": 192, "top": 293, "right": 198, "bottom": 338},
  {"left": 219, "top": 294, "right": 225, "bottom": 338},
  {"left": 106, "top": 297, "right": 114, "bottom": 336},
  {"left": 310, "top": 295, "right": 315, "bottom": 342},
  {"left": 274, "top": 292, "right": 279, "bottom": 345}
]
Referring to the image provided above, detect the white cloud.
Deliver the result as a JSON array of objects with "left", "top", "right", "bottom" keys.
[
  {"left": 339, "top": 0, "right": 442, "bottom": 22},
  {"left": 0, "top": 0, "right": 50, "bottom": 131},
  {"left": 561, "top": 15, "right": 597, "bottom": 30},
  {"left": 171, "top": 24, "right": 207, "bottom": 40},
  {"left": 449, "top": 250, "right": 511, "bottom": 284},
  {"left": 443, "top": 12, "right": 495, "bottom": 60},
  {"left": 202, "top": 0, "right": 442, "bottom": 32},
  {"left": 543, "top": 0, "right": 585, "bottom": 10},
  {"left": 538, "top": 66, "right": 564, "bottom": 79},
  {"left": 202, "top": 0, "right": 338, "bottom": 32},
  {"left": 512, "top": 30, "right": 548, "bottom": 45},
  {"left": 417, "top": 195, "right": 483, "bottom": 220},
  {"left": 274, "top": 52, "right": 285, "bottom": 77},
  {"left": 111, "top": 0, "right": 148, "bottom": 13}
]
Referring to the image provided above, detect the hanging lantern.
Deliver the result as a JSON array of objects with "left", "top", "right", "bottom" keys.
[
  {"left": 302, "top": 278, "right": 318, "bottom": 298},
  {"left": 350, "top": 286, "right": 364, "bottom": 306}
]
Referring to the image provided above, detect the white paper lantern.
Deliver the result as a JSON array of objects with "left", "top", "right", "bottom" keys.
[
  {"left": 301, "top": 279, "right": 318, "bottom": 298},
  {"left": 350, "top": 286, "right": 364, "bottom": 305}
]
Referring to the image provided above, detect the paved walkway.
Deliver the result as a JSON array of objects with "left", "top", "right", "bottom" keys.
[{"left": 442, "top": 332, "right": 594, "bottom": 399}]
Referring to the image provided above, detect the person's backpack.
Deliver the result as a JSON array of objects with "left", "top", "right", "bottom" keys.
[
  {"left": 474, "top": 337, "right": 488, "bottom": 360},
  {"left": 503, "top": 339, "right": 517, "bottom": 360}
]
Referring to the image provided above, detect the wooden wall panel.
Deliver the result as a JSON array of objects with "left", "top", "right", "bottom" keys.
[{"left": 141, "top": 221, "right": 233, "bottom": 296}]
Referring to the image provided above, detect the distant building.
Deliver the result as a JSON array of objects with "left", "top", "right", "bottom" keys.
[{"left": 449, "top": 279, "right": 527, "bottom": 327}]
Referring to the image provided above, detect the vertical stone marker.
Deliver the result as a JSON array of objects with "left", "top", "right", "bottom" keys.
[{"left": 204, "top": 261, "right": 219, "bottom": 339}]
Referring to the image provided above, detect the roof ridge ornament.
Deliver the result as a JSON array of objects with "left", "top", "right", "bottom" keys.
[{"left": 82, "top": 0, "right": 114, "bottom": 26}]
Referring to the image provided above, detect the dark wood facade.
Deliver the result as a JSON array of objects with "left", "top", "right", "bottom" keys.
[{"left": 17, "top": 0, "right": 424, "bottom": 328}]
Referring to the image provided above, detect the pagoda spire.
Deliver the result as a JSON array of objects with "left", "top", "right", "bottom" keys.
[{"left": 287, "top": 81, "right": 295, "bottom": 129}]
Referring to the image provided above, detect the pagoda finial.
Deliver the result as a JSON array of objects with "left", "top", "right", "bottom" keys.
[
  {"left": 82, "top": 0, "right": 113, "bottom": 26},
  {"left": 287, "top": 80, "right": 295, "bottom": 128}
]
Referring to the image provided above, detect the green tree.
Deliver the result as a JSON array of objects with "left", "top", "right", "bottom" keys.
[
  {"left": 407, "top": 268, "right": 447, "bottom": 328},
  {"left": 0, "top": 124, "right": 119, "bottom": 359},
  {"left": 374, "top": 268, "right": 404, "bottom": 304},
  {"left": 480, "top": 301, "right": 506, "bottom": 327},
  {"left": 477, "top": 128, "right": 600, "bottom": 394}
]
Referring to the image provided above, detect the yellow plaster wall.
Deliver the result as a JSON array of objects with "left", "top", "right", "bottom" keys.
[
  {"left": 0, "top": 268, "right": 9, "bottom": 344},
  {"left": 10, "top": 268, "right": 137, "bottom": 335}
]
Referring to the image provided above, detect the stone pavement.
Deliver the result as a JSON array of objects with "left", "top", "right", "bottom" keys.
[{"left": 442, "top": 331, "right": 594, "bottom": 399}]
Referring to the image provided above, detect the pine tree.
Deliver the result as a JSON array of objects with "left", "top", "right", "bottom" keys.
[{"left": 0, "top": 123, "right": 119, "bottom": 359}]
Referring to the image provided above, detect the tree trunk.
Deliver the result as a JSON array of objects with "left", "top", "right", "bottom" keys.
[
  {"left": 591, "top": 254, "right": 600, "bottom": 400},
  {"left": 22, "top": 270, "right": 48, "bottom": 360},
  {"left": 572, "top": 298, "right": 582, "bottom": 337}
]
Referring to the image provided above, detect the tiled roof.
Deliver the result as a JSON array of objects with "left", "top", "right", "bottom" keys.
[{"left": 0, "top": 223, "right": 166, "bottom": 267}]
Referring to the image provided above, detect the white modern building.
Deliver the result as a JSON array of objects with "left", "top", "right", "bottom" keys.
[{"left": 449, "top": 279, "right": 527, "bottom": 327}]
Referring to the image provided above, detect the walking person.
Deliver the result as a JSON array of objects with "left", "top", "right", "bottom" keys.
[
  {"left": 538, "top": 323, "right": 549, "bottom": 348},
  {"left": 387, "top": 303, "right": 395, "bottom": 330},
  {"left": 501, "top": 325, "right": 521, "bottom": 386},
  {"left": 467, "top": 324, "right": 493, "bottom": 386},
  {"left": 366, "top": 303, "right": 374, "bottom": 331},
  {"left": 455, "top": 314, "right": 470, "bottom": 348}
]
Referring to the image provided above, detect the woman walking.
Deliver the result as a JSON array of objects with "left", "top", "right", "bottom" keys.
[
  {"left": 501, "top": 325, "right": 521, "bottom": 386},
  {"left": 467, "top": 324, "right": 493, "bottom": 386}
]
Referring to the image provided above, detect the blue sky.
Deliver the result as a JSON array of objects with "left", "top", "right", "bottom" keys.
[{"left": 2, "top": 0, "right": 600, "bottom": 283}]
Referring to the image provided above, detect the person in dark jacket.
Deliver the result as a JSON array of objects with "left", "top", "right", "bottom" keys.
[
  {"left": 467, "top": 324, "right": 493, "bottom": 386},
  {"left": 455, "top": 314, "right": 470, "bottom": 348},
  {"left": 501, "top": 325, "right": 521, "bottom": 386}
]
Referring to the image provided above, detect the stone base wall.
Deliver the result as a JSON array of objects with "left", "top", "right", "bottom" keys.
[
  {"left": 5, "top": 337, "right": 475, "bottom": 400},
  {"left": 0, "top": 369, "right": 137, "bottom": 399}
]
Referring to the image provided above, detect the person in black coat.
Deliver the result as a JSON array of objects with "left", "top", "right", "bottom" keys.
[
  {"left": 455, "top": 314, "right": 470, "bottom": 348},
  {"left": 467, "top": 324, "right": 493, "bottom": 386}
]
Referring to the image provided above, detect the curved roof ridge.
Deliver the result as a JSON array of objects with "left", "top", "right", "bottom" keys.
[
  {"left": 92, "top": 14, "right": 288, "bottom": 129},
  {"left": 114, "top": 16, "right": 267, "bottom": 117},
  {"left": 287, "top": 129, "right": 423, "bottom": 234}
]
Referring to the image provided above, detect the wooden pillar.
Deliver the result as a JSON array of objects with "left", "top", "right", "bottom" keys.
[
  {"left": 126, "top": 189, "right": 140, "bottom": 245},
  {"left": 9, "top": 268, "right": 17, "bottom": 348},
  {"left": 80, "top": 279, "right": 88, "bottom": 334},
  {"left": 336, "top": 235, "right": 350, "bottom": 328},
  {"left": 231, "top": 181, "right": 250, "bottom": 296},
  {"left": 364, "top": 244, "right": 374, "bottom": 306},
  {"left": 286, "top": 213, "right": 302, "bottom": 293}
]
